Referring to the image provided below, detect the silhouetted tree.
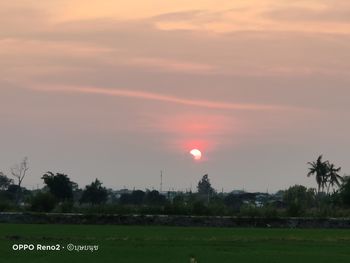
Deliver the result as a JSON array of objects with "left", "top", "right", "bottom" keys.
[
  {"left": 145, "top": 190, "right": 166, "bottom": 205},
  {"left": 224, "top": 193, "right": 243, "bottom": 212},
  {"left": 0, "top": 172, "right": 13, "bottom": 191},
  {"left": 30, "top": 192, "right": 56, "bottom": 212},
  {"left": 192, "top": 200, "right": 208, "bottom": 215},
  {"left": 80, "top": 179, "right": 108, "bottom": 205},
  {"left": 42, "top": 172, "right": 77, "bottom": 201},
  {"left": 11, "top": 157, "right": 29, "bottom": 204},
  {"left": 307, "top": 155, "right": 329, "bottom": 193},
  {"left": 197, "top": 174, "right": 215, "bottom": 201},
  {"left": 307, "top": 155, "right": 343, "bottom": 195},
  {"left": 283, "top": 185, "right": 315, "bottom": 216},
  {"left": 327, "top": 163, "right": 343, "bottom": 194},
  {"left": 119, "top": 190, "right": 146, "bottom": 205},
  {"left": 339, "top": 176, "right": 350, "bottom": 206},
  {"left": 0, "top": 177, "right": 18, "bottom": 204},
  {"left": 6, "top": 185, "right": 21, "bottom": 201}
]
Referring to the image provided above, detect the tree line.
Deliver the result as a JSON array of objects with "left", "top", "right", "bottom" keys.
[{"left": 0, "top": 155, "right": 350, "bottom": 217}]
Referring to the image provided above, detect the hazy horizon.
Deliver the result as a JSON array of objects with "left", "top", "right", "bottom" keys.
[{"left": 1, "top": 0, "right": 350, "bottom": 192}]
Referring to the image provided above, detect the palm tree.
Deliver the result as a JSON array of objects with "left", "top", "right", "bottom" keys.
[
  {"left": 326, "top": 163, "right": 343, "bottom": 194},
  {"left": 307, "top": 155, "right": 328, "bottom": 194}
]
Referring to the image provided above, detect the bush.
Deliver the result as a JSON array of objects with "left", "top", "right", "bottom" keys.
[
  {"left": 192, "top": 201, "right": 208, "bottom": 215},
  {"left": 239, "top": 204, "right": 262, "bottom": 217},
  {"left": 262, "top": 205, "right": 279, "bottom": 218},
  {"left": 119, "top": 190, "right": 145, "bottom": 205},
  {"left": 80, "top": 179, "right": 108, "bottom": 205},
  {"left": 57, "top": 201, "right": 74, "bottom": 213},
  {"left": 286, "top": 202, "right": 304, "bottom": 217},
  {"left": 224, "top": 194, "right": 243, "bottom": 212},
  {"left": 145, "top": 190, "right": 167, "bottom": 205},
  {"left": 164, "top": 203, "right": 190, "bottom": 215},
  {"left": 340, "top": 176, "right": 350, "bottom": 207},
  {"left": 0, "top": 201, "right": 11, "bottom": 212},
  {"left": 207, "top": 203, "right": 226, "bottom": 216},
  {"left": 30, "top": 192, "right": 57, "bottom": 212},
  {"left": 283, "top": 185, "right": 316, "bottom": 216}
]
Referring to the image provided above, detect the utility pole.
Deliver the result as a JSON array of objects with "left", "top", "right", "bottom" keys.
[{"left": 160, "top": 170, "right": 163, "bottom": 192}]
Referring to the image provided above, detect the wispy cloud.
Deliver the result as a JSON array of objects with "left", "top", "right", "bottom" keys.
[
  {"left": 126, "top": 57, "right": 215, "bottom": 74},
  {"left": 151, "top": 10, "right": 204, "bottom": 22},
  {"left": 263, "top": 5, "right": 350, "bottom": 23},
  {"left": 27, "top": 84, "right": 292, "bottom": 111}
]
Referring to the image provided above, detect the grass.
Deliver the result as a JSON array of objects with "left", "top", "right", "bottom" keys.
[{"left": 1, "top": 223, "right": 350, "bottom": 262}]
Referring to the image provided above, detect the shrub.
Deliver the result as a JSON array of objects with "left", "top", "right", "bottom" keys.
[
  {"left": 57, "top": 201, "right": 74, "bottom": 213},
  {"left": 239, "top": 204, "right": 262, "bottom": 217},
  {"left": 0, "top": 201, "right": 11, "bottom": 212},
  {"left": 286, "top": 202, "right": 304, "bottom": 217},
  {"left": 192, "top": 201, "right": 208, "bottom": 215},
  {"left": 340, "top": 176, "right": 350, "bottom": 207},
  {"left": 80, "top": 179, "right": 108, "bottom": 205},
  {"left": 262, "top": 205, "right": 279, "bottom": 218},
  {"left": 30, "top": 192, "right": 57, "bottom": 212}
]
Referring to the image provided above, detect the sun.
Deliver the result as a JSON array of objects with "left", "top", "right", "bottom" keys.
[{"left": 190, "top": 149, "right": 202, "bottom": 160}]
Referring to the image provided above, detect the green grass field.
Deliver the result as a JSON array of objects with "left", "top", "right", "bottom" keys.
[{"left": 1, "top": 223, "right": 350, "bottom": 263}]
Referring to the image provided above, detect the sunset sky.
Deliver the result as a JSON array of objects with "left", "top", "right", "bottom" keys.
[{"left": 1, "top": 0, "right": 349, "bottom": 192}]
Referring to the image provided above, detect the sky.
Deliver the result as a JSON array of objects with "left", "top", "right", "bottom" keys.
[{"left": 0, "top": 0, "right": 350, "bottom": 192}]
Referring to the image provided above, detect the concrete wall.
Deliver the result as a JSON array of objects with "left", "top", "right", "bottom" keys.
[{"left": 1, "top": 212, "right": 350, "bottom": 228}]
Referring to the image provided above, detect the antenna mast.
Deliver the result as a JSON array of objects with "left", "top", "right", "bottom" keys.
[{"left": 160, "top": 170, "right": 163, "bottom": 192}]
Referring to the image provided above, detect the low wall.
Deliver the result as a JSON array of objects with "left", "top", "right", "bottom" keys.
[{"left": 1, "top": 212, "right": 350, "bottom": 228}]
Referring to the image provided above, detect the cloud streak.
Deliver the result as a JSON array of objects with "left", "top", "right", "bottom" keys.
[
  {"left": 27, "top": 84, "right": 292, "bottom": 111},
  {"left": 264, "top": 5, "right": 350, "bottom": 23},
  {"left": 126, "top": 57, "right": 215, "bottom": 74}
]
